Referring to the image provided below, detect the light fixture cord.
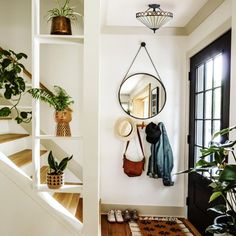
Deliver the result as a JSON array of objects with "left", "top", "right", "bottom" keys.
[{"left": 123, "top": 42, "right": 162, "bottom": 82}]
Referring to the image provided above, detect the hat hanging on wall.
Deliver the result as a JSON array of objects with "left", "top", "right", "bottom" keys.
[
  {"left": 136, "top": 4, "right": 173, "bottom": 33},
  {"left": 114, "top": 117, "right": 136, "bottom": 141}
]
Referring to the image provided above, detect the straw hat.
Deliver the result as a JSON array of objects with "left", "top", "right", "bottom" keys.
[{"left": 114, "top": 117, "right": 136, "bottom": 141}]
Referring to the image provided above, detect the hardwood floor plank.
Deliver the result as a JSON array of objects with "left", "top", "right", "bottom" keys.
[{"left": 101, "top": 215, "right": 131, "bottom": 236}]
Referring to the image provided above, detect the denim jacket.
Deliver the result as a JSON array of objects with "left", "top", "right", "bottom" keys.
[{"left": 147, "top": 122, "right": 174, "bottom": 186}]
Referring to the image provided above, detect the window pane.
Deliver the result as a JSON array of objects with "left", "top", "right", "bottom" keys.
[
  {"left": 195, "top": 120, "right": 203, "bottom": 146},
  {"left": 213, "top": 88, "right": 221, "bottom": 119},
  {"left": 205, "top": 91, "right": 212, "bottom": 119},
  {"left": 213, "top": 120, "right": 221, "bottom": 143},
  {"left": 206, "top": 59, "right": 213, "bottom": 90},
  {"left": 194, "top": 146, "right": 202, "bottom": 164},
  {"left": 214, "top": 54, "right": 222, "bottom": 87},
  {"left": 204, "top": 120, "right": 212, "bottom": 147},
  {"left": 196, "top": 64, "right": 204, "bottom": 92},
  {"left": 196, "top": 93, "right": 203, "bottom": 119}
]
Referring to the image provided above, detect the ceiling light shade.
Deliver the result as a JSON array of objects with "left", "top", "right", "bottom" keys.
[{"left": 136, "top": 4, "right": 173, "bottom": 33}]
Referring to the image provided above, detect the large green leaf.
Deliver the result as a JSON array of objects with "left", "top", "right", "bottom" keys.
[
  {"left": 48, "top": 151, "right": 57, "bottom": 171},
  {"left": 219, "top": 165, "right": 236, "bottom": 182},
  {"left": 212, "top": 125, "right": 236, "bottom": 140},
  {"left": 0, "top": 107, "right": 11, "bottom": 117},
  {"left": 58, "top": 155, "right": 73, "bottom": 172},
  {"left": 209, "top": 191, "right": 222, "bottom": 202},
  {"left": 208, "top": 204, "right": 227, "bottom": 214},
  {"left": 206, "top": 223, "right": 228, "bottom": 234}
]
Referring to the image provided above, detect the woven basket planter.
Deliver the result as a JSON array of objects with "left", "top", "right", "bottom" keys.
[{"left": 47, "top": 173, "right": 64, "bottom": 189}]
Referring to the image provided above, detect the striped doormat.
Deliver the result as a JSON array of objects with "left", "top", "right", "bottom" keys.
[{"left": 129, "top": 217, "right": 195, "bottom": 236}]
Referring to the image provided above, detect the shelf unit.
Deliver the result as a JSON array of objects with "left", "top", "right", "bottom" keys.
[
  {"left": 32, "top": 0, "right": 101, "bottom": 235},
  {"left": 32, "top": 0, "right": 84, "bottom": 191}
]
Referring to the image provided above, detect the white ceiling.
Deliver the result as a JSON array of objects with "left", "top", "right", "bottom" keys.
[{"left": 102, "top": 0, "right": 208, "bottom": 27}]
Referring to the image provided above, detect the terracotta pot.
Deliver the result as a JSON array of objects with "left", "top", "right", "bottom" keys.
[
  {"left": 54, "top": 109, "right": 72, "bottom": 136},
  {"left": 47, "top": 173, "right": 64, "bottom": 189},
  {"left": 50, "top": 16, "right": 72, "bottom": 35}
]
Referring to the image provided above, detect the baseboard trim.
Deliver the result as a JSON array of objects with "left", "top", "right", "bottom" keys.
[{"left": 101, "top": 203, "right": 186, "bottom": 217}]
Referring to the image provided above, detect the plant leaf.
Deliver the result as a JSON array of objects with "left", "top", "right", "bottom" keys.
[
  {"left": 208, "top": 204, "right": 227, "bottom": 214},
  {"left": 219, "top": 165, "right": 236, "bottom": 182},
  {"left": 0, "top": 107, "right": 11, "bottom": 117},
  {"left": 209, "top": 191, "right": 222, "bottom": 202},
  {"left": 48, "top": 151, "right": 57, "bottom": 171}
]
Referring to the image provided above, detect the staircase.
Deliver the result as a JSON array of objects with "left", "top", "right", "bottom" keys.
[{"left": 0, "top": 117, "right": 83, "bottom": 224}]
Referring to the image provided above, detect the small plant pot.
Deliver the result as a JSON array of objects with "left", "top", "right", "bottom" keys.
[
  {"left": 50, "top": 16, "right": 72, "bottom": 35},
  {"left": 47, "top": 173, "right": 64, "bottom": 189},
  {"left": 54, "top": 109, "right": 72, "bottom": 136}
]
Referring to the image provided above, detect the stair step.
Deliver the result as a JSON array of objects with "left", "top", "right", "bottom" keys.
[
  {"left": 0, "top": 133, "right": 29, "bottom": 144},
  {"left": 0, "top": 117, "right": 12, "bottom": 120},
  {"left": 9, "top": 149, "right": 47, "bottom": 167},
  {"left": 75, "top": 197, "right": 83, "bottom": 222},
  {"left": 40, "top": 166, "right": 48, "bottom": 184},
  {"left": 53, "top": 193, "right": 81, "bottom": 216}
]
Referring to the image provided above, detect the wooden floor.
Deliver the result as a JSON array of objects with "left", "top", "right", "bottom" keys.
[{"left": 101, "top": 215, "right": 131, "bottom": 236}]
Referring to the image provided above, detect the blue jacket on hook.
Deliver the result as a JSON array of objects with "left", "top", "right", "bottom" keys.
[{"left": 147, "top": 122, "right": 174, "bottom": 186}]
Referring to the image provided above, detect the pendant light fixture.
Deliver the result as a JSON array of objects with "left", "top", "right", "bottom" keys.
[{"left": 136, "top": 4, "right": 173, "bottom": 33}]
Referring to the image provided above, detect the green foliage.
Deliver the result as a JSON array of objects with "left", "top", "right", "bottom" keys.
[
  {"left": 47, "top": 0, "right": 82, "bottom": 22},
  {"left": 178, "top": 126, "right": 236, "bottom": 234},
  {"left": 0, "top": 49, "right": 32, "bottom": 123},
  {"left": 28, "top": 85, "right": 74, "bottom": 111},
  {"left": 47, "top": 150, "right": 73, "bottom": 175}
]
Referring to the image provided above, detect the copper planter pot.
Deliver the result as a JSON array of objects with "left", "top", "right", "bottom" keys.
[
  {"left": 50, "top": 16, "right": 72, "bottom": 35},
  {"left": 55, "top": 109, "right": 72, "bottom": 136},
  {"left": 47, "top": 173, "right": 64, "bottom": 189}
]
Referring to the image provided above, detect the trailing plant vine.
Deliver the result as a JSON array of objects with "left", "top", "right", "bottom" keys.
[{"left": 0, "top": 49, "right": 32, "bottom": 123}]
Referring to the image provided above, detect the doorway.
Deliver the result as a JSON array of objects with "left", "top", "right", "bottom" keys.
[{"left": 188, "top": 30, "right": 231, "bottom": 235}]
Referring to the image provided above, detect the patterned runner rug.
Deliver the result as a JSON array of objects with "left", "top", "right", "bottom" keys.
[{"left": 129, "top": 217, "right": 195, "bottom": 236}]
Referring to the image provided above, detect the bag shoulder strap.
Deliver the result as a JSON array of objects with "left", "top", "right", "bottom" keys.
[
  {"left": 137, "top": 126, "right": 145, "bottom": 158},
  {"left": 124, "top": 127, "right": 145, "bottom": 159},
  {"left": 124, "top": 141, "right": 130, "bottom": 155}
]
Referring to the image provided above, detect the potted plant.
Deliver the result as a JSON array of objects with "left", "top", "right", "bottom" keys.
[
  {"left": 47, "top": 150, "right": 73, "bottom": 189},
  {"left": 178, "top": 126, "right": 236, "bottom": 235},
  {"left": 0, "top": 48, "right": 32, "bottom": 123},
  {"left": 28, "top": 85, "right": 74, "bottom": 136},
  {"left": 47, "top": 0, "right": 82, "bottom": 35}
]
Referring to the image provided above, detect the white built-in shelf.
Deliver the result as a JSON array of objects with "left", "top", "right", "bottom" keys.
[
  {"left": 35, "top": 34, "right": 84, "bottom": 45},
  {"left": 36, "top": 183, "right": 83, "bottom": 193},
  {"left": 36, "top": 135, "right": 83, "bottom": 140}
]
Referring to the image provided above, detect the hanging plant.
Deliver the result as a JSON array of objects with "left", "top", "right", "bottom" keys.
[{"left": 0, "top": 49, "right": 32, "bottom": 123}]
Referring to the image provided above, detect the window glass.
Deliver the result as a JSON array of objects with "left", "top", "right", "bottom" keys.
[
  {"left": 196, "top": 93, "right": 204, "bottom": 119},
  {"left": 214, "top": 54, "right": 222, "bottom": 87},
  {"left": 196, "top": 64, "right": 204, "bottom": 92},
  {"left": 205, "top": 91, "right": 212, "bottom": 119},
  {"left": 205, "top": 59, "right": 213, "bottom": 90}
]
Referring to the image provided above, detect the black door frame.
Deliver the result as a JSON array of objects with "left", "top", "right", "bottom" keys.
[{"left": 188, "top": 30, "right": 231, "bottom": 234}]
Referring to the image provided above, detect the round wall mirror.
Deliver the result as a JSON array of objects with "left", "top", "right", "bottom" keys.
[{"left": 118, "top": 73, "right": 166, "bottom": 119}]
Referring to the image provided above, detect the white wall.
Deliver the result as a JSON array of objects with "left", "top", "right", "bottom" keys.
[
  {"left": 100, "top": 35, "right": 187, "bottom": 207},
  {"left": 0, "top": 0, "right": 31, "bottom": 71},
  {"left": 0, "top": 171, "right": 77, "bottom": 236}
]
